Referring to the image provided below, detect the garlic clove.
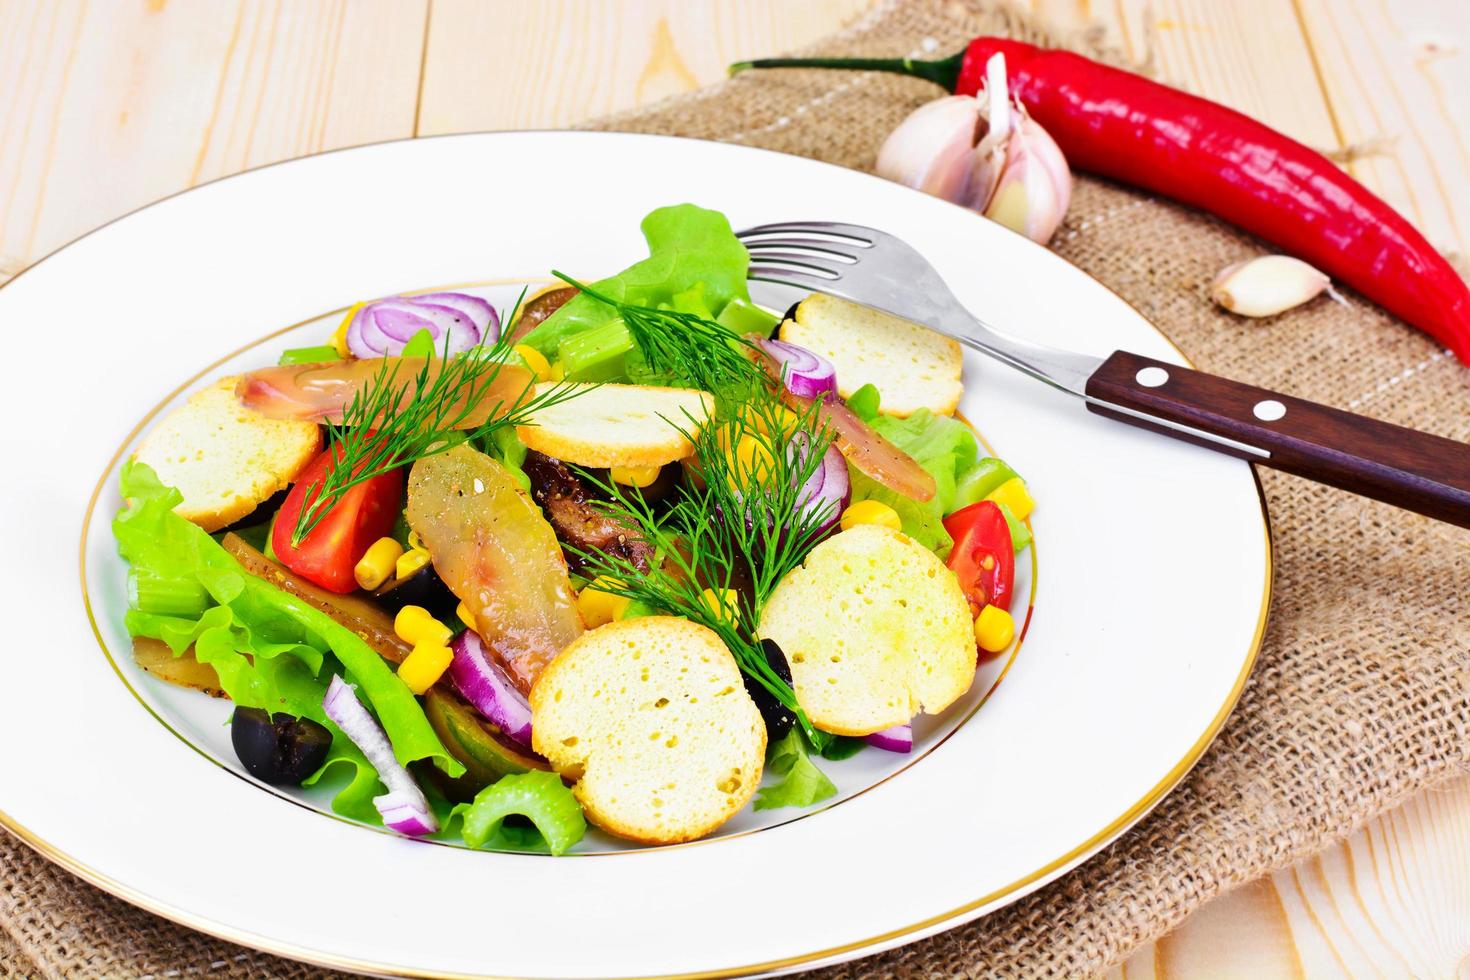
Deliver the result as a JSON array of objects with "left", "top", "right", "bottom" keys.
[
  {"left": 875, "top": 96, "right": 981, "bottom": 202},
  {"left": 981, "top": 125, "right": 1068, "bottom": 244},
  {"left": 1211, "top": 255, "right": 1331, "bottom": 317},
  {"left": 965, "top": 138, "right": 1006, "bottom": 215},
  {"left": 966, "top": 54, "right": 1071, "bottom": 243},
  {"left": 1020, "top": 116, "right": 1072, "bottom": 220}
]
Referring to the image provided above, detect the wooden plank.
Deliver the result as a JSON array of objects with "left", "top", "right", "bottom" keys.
[
  {"left": 0, "top": 0, "right": 426, "bottom": 269},
  {"left": 1107, "top": 773, "right": 1470, "bottom": 977},
  {"left": 416, "top": 0, "right": 874, "bottom": 135},
  {"left": 1032, "top": 0, "right": 1341, "bottom": 152},
  {"left": 1294, "top": 0, "right": 1470, "bottom": 257}
]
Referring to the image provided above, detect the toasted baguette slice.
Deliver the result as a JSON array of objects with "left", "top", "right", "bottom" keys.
[
  {"left": 781, "top": 293, "right": 963, "bottom": 417},
  {"left": 516, "top": 383, "right": 714, "bottom": 468},
  {"left": 758, "top": 525, "right": 975, "bottom": 735},
  {"left": 133, "top": 376, "right": 322, "bottom": 532},
  {"left": 530, "top": 617, "right": 766, "bottom": 844}
]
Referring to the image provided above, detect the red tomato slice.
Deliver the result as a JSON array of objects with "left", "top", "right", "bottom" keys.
[
  {"left": 271, "top": 443, "right": 404, "bottom": 594},
  {"left": 943, "top": 500, "right": 1014, "bottom": 616}
]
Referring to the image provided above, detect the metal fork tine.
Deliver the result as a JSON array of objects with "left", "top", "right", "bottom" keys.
[
  {"left": 737, "top": 251, "right": 844, "bottom": 278},
  {"left": 739, "top": 238, "right": 863, "bottom": 263},
  {"left": 737, "top": 221, "right": 875, "bottom": 246},
  {"left": 747, "top": 265, "right": 841, "bottom": 288}
]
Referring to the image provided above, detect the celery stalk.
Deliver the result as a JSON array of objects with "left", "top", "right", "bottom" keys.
[
  {"left": 127, "top": 566, "right": 210, "bottom": 617},
  {"left": 953, "top": 458, "right": 1020, "bottom": 511},
  {"left": 716, "top": 297, "right": 779, "bottom": 335},
  {"left": 558, "top": 318, "right": 635, "bottom": 381}
]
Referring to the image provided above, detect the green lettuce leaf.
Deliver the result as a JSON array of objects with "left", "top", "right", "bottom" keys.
[
  {"left": 114, "top": 461, "right": 463, "bottom": 791},
  {"left": 849, "top": 409, "right": 981, "bottom": 557},
  {"left": 846, "top": 383, "right": 882, "bottom": 422},
  {"left": 518, "top": 203, "right": 751, "bottom": 357},
  {"left": 754, "top": 728, "right": 837, "bottom": 811}
]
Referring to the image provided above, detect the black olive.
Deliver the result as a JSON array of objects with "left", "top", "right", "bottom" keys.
[
  {"left": 373, "top": 559, "right": 457, "bottom": 618},
  {"left": 745, "top": 639, "right": 797, "bottom": 741},
  {"left": 231, "top": 707, "right": 332, "bottom": 785}
]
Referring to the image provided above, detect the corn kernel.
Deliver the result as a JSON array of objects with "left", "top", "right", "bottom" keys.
[
  {"left": 332, "top": 302, "right": 364, "bottom": 359},
  {"left": 395, "top": 548, "right": 432, "bottom": 581},
  {"left": 727, "top": 434, "right": 777, "bottom": 483},
  {"left": 974, "top": 605, "right": 1016, "bottom": 654},
  {"left": 397, "top": 642, "right": 454, "bottom": 695},
  {"left": 985, "top": 477, "right": 1035, "bottom": 522},
  {"left": 353, "top": 537, "right": 405, "bottom": 590},
  {"left": 839, "top": 499, "right": 903, "bottom": 532},
  {"left": 395, "top": 605, "right": 453, "bottom": 647},
  {"left": 456, "top": 600, "right": 477, "bottom": 632},
  {"left": 701, "top": 588, "right": 741, "bottom": 623},
  {"left": 407, "top": 529, "right": 425, "bottom": 552},
  {"left": 577, "top": 576, "right": 629, "bottom": 628},
  {"left": 610, "top": 464, "right": 663, "bottom": 488},
  {"left": 514, "top": 344, "right": 554, "bottom": 382}
]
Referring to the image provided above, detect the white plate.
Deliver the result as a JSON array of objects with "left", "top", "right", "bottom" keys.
[{"left": 0, "top": 132, "right": 1269, "bottom": 978}]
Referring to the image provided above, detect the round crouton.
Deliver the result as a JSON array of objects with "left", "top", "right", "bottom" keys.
[
  {"left": 516, "top": 383, "right": 715, "bottom": 468},
  {"left": 781, "top": 293, "right": 963, "bottom": 417},
  {"left": 758, "top": 525, "right": 976, "bottom": 736},
  {"left": 530, "top": 617, "right": 766, "bottom": 845},
  {"left": 133, "top": 376, "right": 322, "bottom": 531}
]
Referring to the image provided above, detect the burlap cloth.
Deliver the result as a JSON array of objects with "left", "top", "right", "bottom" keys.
[{"left": 5, "top": 1, "right": 1469, "bottom": 976}]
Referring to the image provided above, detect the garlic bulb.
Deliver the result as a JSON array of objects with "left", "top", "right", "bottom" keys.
[
  {"left": 1212, "top": 255, "right": 1331, "bottom": 317},
  {"left": 875, "top": 54, "right": 1072, "bottom": 244}
]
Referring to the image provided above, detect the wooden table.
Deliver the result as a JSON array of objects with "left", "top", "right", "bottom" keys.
[{"left": 3, "top": 2, "right": 1467, "bottom": 975}]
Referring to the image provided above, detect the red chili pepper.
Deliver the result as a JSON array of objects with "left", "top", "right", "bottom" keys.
[
  {"left": 272, "top": 443, "right": 404, "bottom": 594},
  {"left": 732, "top": 41, "right": 1470, "bottom": 362},
  {"left": 942, "top": 500, "right": 1013, "bottom": 616}
]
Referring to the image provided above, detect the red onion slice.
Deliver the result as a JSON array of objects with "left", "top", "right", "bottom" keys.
[
  {"left": 372, "top": 304, "right": 438, "bottom": 342},
  {"left": 323, "top": 675, "right": 439, "bottom": 836},
  {"left": 757, "top": 338, "right": 837, "bottom": 399},
  {"left": 344, "top": 293, "right": 492, "bottom": 358},
  {"left": 866, "top": 723, "right": 913, "bottom": 753},
  {"left": 414, "top": 292, "right": 500, "bottom": 340},
  {"left": 449, "top": 629, "right": 534, "bottom": 747},
  {"left": 790, "top": 436, "right": 851, "bottom": 536}
]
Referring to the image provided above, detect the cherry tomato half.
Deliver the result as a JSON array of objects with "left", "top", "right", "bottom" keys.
[
  {"left": 272, "top": 443, "right": 403, "bottom": 594},
  {"left": 943, "top": 500, "right": 1014, "bottom": 616}
]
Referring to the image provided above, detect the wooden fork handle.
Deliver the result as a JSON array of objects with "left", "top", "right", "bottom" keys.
[{"left": 1085, "top": 350, "right": 1470, "bottom": 528}]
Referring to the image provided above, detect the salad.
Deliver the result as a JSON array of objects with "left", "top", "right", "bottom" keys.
[{"left": 114, "top": 204, "right": 1034, "bottom": 852}]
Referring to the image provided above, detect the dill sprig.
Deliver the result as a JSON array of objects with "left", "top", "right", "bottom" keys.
[
  {"left": 551, "top": 272, "right": 765, "bottom": 402},
  {"left": 567, "top": 388, "right": 839, "bottom": 743},
  {"left": 291, "top": 292, "right": 587, "bottom": 544}
]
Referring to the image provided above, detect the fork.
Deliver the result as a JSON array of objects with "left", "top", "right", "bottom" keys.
[{"left": 738, "top": 221, "right": 1470, "bottom": 529}]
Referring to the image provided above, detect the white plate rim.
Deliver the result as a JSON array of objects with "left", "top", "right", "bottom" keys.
[{"left": 0, "top": 130, "right": 1273, "bottom": 979}]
